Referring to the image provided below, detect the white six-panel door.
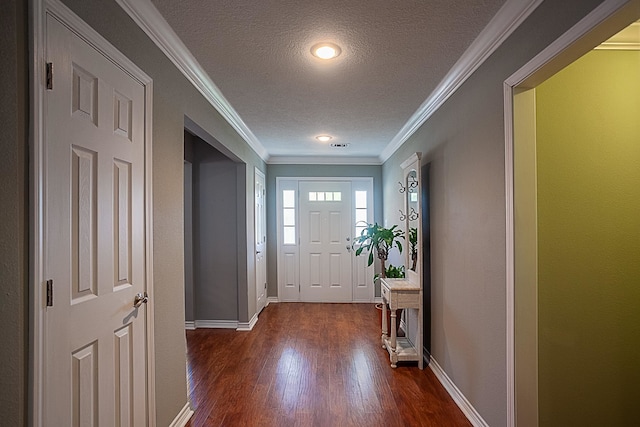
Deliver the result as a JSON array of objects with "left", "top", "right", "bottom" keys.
[
  {"left": 255, "top": 168, "right": 267, "bottom": 313},
  {"left": 44, "top": 13, "right": 149, "bottom": 426},
  {"left": 299, "top": 181, "right": 353, "bottom": 302}
]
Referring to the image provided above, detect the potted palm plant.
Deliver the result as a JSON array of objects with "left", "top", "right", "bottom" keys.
[
  {"left": 353, "top": 223, "right": 405, "bottom": 335},
  {"left": 353, "top": 222, "right": 404, "bottom": 279}
]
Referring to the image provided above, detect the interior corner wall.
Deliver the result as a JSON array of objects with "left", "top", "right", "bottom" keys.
[
  {"left": 380, "top": 1, "right": 604, "bottom": 425},
  {"left": 0, "top": 0, "right": 28, "bottom": 424},
  {"left": 535, "top": 49, "right": 640, "bottom": 426},
  {"left": 183, "top": 176, "right": 195, "bottom": 324},
  {"left": 56, "top": 0, "right": 266, "bottom": 424},
  {"left": 184, "top": 133, "right": 195, "bottom": 323},
  {"left": 265, "top": 164, "right": 383, "bottom": 299}
]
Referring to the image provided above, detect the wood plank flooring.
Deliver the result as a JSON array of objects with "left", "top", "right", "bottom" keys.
[{"left": 185, "top": 303, "right": 471, "bottom": 427}]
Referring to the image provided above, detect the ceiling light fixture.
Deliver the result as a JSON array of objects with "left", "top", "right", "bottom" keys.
[
  {"left": 311, "top": 43, "right": 341, "bottom": 60},
  {"left": 316, "top": 135, "right": 333, "bottom": 142}
]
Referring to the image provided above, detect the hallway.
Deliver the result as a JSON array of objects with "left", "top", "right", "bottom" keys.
[{"left": 185, "top": 303, "right": 470, "bottom": 426}]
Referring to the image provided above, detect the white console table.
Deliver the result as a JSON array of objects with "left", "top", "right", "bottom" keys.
[{"left": 380, "top": 277, "right": 423, "bottom": 369}]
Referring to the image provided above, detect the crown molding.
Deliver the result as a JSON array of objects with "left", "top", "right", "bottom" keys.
[
  {"left": 118, "top": 0, "right": 543, "bottom": 164},
  {"left": 116, "top": 0, "right": 269, "bottom": 161},
  {"left": 379, "top": 0, "right": 544, "bottom": 163},
  {"left": 267, "top": 155, "right": 382, "bottom": 165},
  {"left": 595, "top": 41, "right": 640, "bottom": 49},
  {"left": 595, "top": 21, "right": 640, "bottom": 49},
  {"left": 505, "top": 0, "right": 633, "bottom": 88}
]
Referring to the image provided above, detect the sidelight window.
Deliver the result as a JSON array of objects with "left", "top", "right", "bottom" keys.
[
  {"left": 354, "top": 190, "right": 367, "bottom": 237},
  {"left": 282, "top": 190, "right": 296, "bottom": 245}
]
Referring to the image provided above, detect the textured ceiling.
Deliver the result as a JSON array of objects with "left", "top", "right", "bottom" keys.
[{"left": 150, "top": 0, "right": 507, "bottom": 161}]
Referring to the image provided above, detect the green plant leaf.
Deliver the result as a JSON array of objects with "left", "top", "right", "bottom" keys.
[{"left": 352, "top": 222, "right": 406, "bottom": 273}]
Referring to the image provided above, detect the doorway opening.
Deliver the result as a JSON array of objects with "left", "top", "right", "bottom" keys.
[
  {"left": 506, "top": 4, "right": 640, "bottom": 425},
  {"left": 183, "top": 120, "right": 248, "bottom": 330}
]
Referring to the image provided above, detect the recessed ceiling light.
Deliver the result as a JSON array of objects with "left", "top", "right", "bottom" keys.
[
  {"left": 311, "top": 43, "right": 341, "bottom": 60},
  {"left": 316, "top": 135, "right": 332, "bottom": 142}
]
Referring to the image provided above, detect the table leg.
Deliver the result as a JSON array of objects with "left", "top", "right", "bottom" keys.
[
  {"left": 390, "top": 309, "right": 397, "bottom": 368},
  {"left": 381, "top": 302, "right": 388, "bottom": 348}
]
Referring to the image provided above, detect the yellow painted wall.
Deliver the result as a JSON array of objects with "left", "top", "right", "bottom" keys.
[{"left": 536, "top": 50, "right": 640, "bottom": 426}]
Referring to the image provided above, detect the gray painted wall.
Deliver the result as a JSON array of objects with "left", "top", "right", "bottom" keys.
[
  {"left": 192, "top": 137, "right": 240, "bottom": 321},
  {"left": 0, "top": 0, "right": 27, "bottom": 425},
  {"left": 382, "top": 1, "right": 604, "bottom": 425},
  {"left": 265, "top": 164, "right": 382, "bottom": 298}
]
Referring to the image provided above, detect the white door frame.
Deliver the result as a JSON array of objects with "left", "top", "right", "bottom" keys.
[
  {"left": 276, "top": 177, "right": 374, "bottom": 303},
  {"left": 30, "top": 1, "right": 156, "bottom": 425},
  {"left": 503, "top": 0, "right": 638, "bottom": 424}
]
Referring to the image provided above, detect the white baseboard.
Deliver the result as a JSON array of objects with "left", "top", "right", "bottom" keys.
[
  {"left": 194, "top": 319, "right": 238, "bottom": 329},
  {"left": 188, "top": 314, "right": 260, "bottom": 331},
  {"left": 266, "top": 298, "right": 380, "bottom": 304},
  {"left": 168, "top": 402, "right": 193, "bottom": 427},
  {"left": 429, "top": 357, "right": 489, "bottom": 427},
  {"left": 184, "top": 321, "right": 195, "bottom": 330},
  {"left": 236, "top": 313, "right": 258, "bottom": 331}
]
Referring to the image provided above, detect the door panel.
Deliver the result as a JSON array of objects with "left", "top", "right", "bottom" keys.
[
  {"left": 45, "top": 14, "right": 147, "bottom": 426},
  {"left": 352, "top": 251, "right": 371, "bottom": 301},
  {"left": 299, "top": 181, "right": 352, "bottom": 302},
  {"left": 255, "top": 169, "right": 267, "bottom": 313}
]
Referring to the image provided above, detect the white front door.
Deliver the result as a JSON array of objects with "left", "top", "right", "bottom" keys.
[
  {"left": 255, "top": 168, "right": 267, "bottom": 313},
  {"left": 299, "top": 181, "right": 353, "bottom": 302},
  {"left": 44, "top": 13, "right": 149, "bottom": 426}
]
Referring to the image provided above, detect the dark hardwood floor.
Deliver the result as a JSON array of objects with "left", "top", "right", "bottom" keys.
[{"left": 185, "top": 303, "right": 471, "bottom": 427}]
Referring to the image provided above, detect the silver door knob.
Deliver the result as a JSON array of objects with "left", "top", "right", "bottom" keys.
[{"left": 133, "top": 292, "right": 149, "bottom": 308}]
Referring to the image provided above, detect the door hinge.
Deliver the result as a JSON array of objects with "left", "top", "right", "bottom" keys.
[
  {"left": 46, "top": 279, "right": 54, "bottom": 307},
  {"left": 46, "top": 62, "right": 53, "bottom": 90}
]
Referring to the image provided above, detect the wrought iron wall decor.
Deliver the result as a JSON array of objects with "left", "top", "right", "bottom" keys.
[{"left": 399, "top": 207, "right": 419, "bottom": 222}]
